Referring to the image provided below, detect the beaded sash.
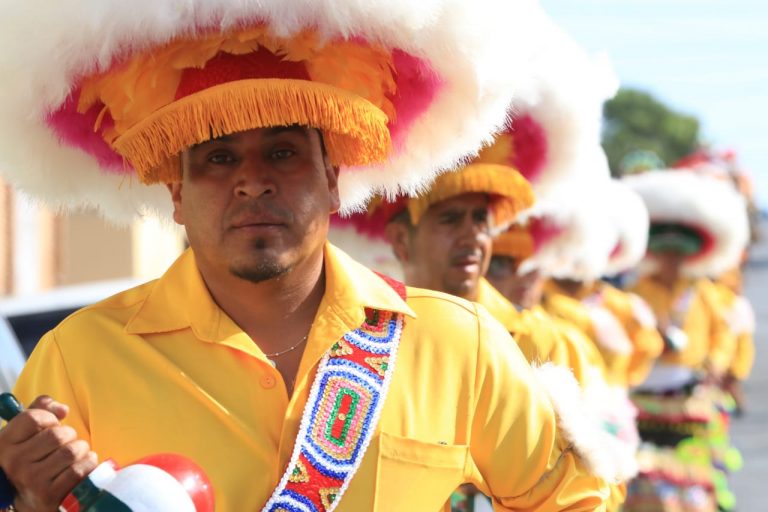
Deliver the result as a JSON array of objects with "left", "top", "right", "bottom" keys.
[{"left": 262, "top": 306, "right": 404, "bottom": 512}]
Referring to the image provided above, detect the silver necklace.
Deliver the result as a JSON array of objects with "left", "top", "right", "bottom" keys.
[{"left": 264, "top": 335, "right": 308, "bottom": 368}]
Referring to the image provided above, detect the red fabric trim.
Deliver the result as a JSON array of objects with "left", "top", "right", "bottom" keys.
[
  {"left": 373, "top": 271, "right": 407, "bottom": 300},
  {"left": 175, "top": 48, "right": 310, "bottom": 100}
]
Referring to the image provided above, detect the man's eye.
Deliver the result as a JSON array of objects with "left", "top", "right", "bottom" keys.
[
  {"left": 270, "top": 148, "right": 296, "bottom": 160},
  {"left": 439, "top": 213, "right": 461, "bottom": 224},
  {"left": 208, "top": 152, "right": 236, "bottom": 164},
  {"left": 473, "top": 209, "right": 489, "bottom": 224}
]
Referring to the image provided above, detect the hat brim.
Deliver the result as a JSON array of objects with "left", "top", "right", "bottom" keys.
[{"left": 114, "top": 79, "right": 390, "bottom": 183}]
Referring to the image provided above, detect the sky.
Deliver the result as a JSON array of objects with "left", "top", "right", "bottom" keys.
[{"left": 542, "top": 0, "right": 768, "bottom": 206}]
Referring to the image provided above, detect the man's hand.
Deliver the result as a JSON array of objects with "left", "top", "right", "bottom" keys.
[{"left": 0, "top": 396, "right": 97, "bottom": 512}]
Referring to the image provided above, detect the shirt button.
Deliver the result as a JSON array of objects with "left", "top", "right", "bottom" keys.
[{"left": 260, "top": 375, "right": 277, "bottom": 389}]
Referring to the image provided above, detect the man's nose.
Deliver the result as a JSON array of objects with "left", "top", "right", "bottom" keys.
[
  {"left": 233, "top": 160, "right": 276, "bottom": 198},
  {"left": 461, "top": 217, "right": 490, "bottom": 242}
]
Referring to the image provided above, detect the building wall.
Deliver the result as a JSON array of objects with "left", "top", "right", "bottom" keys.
[
  {"left": 0, "top": 183, "right": 185, "bottom": 297},
  {"left": 57, "top": 212, "right": 134, "bottom": 286},
  {"left": 11, "top": 194, "right": 54, "bottom": 294}
]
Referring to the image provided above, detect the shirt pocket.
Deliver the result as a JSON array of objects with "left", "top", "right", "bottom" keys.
[{"left": 374, "top": 431, "right": 468, "bottom": 512}]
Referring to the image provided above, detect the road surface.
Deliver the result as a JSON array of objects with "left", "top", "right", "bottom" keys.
[{"left": 731, "top": 226, "right": 768, "bottom": 511}]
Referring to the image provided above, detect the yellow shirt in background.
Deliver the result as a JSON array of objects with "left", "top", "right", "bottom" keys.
[
  {"left": 547, "top": 315, "right": 609, "bottom": 390},
  {"left": 15, "top": 245, "right": 608, "bottom": 511},
  {"left": 711, "top": 281, "right": 756, "bottom": 381},
  {"left": 583, "top": 282, "right": 665, "bottom": 388},
  {"left": 730, "top": 331, "right": 756, "bottom": 381},
  {"left": 630, "top": 277, "right": 736, "bottom": 375},
  {"left": 476, "top": 278, "right": 605, "bottom": 388},
  {"left": 542, "top": 286, "right": 632, "bottom": 388},
  {"left": 476, "top": 279, "right": 627, "bottom": 511},
  {"left": 476, "top": 278, "right": 566, "bottom": 367}
]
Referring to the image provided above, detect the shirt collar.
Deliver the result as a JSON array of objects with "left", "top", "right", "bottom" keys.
[
  {"left": 125, "top": 243, "right": 415, "bottom": 340},
  {"left": 321, "top": 242, "right": 416, "bottom": 319}
]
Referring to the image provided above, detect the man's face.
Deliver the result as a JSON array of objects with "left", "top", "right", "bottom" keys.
[
  {"left": 486, "top": 256, "right": 543, "bottom": 308},
  {"left": 169, "top": 126, "right": 340, "bottom": 283},
  {"left": 653, "top": 250, "right": 686, "bottom": 283},
  {"left": 387, "top": 193, "right": 492, "bottom": 300}
]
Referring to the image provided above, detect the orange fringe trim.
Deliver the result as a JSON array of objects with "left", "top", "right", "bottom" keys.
[
  {"left": 493, "top": 224, "right": 535, "bottom": 260},
  {"left": 112, "top": 78, "right": 391, "bottom": 183},
  {"left": 407, "top": 163, "right": 535, "bottom": 227}
]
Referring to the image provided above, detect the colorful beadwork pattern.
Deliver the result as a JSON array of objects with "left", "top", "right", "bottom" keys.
[{"left": 262, "top": 307, "right": 404, "bottom": 512}]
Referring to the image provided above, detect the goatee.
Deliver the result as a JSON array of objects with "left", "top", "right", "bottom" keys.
[
  {"left": 231, "top": 261, "right": 288, "bottom": 283},
  {"left": 230, "top": 238, "right": 289, "bottom": 283}
]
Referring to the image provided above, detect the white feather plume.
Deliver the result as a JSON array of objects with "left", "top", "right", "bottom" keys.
[
  {"left": 519, "top": 147, "right": 615, "bottom": 281},
  {"left": 532, "top": 364, "right": 638, "bottom": 483},
  {"left": 623, "top": 170, "right": 749, "bottom": 278},
  {"left": 603, "top": 179, "right": 650, "bottom": 277},
  {"left": 511, "top": 11, "right": 619, "bottom": 194}
]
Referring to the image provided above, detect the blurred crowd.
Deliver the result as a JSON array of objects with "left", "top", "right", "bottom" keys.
[{"left": 328, "top": 26, "right": 756, "bottom": 512}]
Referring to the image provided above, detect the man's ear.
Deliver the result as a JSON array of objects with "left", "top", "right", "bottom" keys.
[
  {"left": 167, "top": 182, "right": 185, "bottom": 226},
  {"left": 324, "top": 158, "right": 341, "bottom": 214},
  {"left": 384, "top": 221, "right": 412, "bottom": 263}
]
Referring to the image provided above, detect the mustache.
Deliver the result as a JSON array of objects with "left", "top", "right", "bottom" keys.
[
  {"left": 226, "top": 201, "right": 294, "bottom": 227},
  {"left": 449, "top": 249, "right": 483, "bottom": 265}
]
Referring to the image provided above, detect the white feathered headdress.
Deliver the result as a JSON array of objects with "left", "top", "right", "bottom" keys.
[
  {"left": 0, "top": 0, "right": 542, "bottom": 222},
  {"left": 500, "top": 10, "right": 619, "bottom": 195},
  {"left": 517, "top": 147, "right": 616, "bottom": 282},
  {"left": 603, "top": 179, "right": 650, "bottom": 277},
  {"left": 488, "top": 13, "right": 619, "bottom": 268},
  {"left": 623, "top": 170, "right": 749, "bottom": 278}
]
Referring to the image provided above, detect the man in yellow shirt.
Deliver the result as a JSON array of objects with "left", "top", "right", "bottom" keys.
[
  {"left": 0, "top": 1, "right": 610, "bottom": 511},
  {"left": 623, "top": 169, "right": 749, "bottom": 512},
  {"left": 624, "top": 170, "right": 747, "bottom": 384},
  {"left": 487, "top": 226, "right": 608, "bottom": 390},
  {"left": 338, "top": 130, "right": 633, "bottom": 509},
  {"left": 486, "top": 179, "right": 655, "bottom": 512},
  {"left": 713, "top": 266, "right": 755, "bottom": 415},
  {"left": 500, "top": 179, "right": 662, "bottom": 391},
  {"left": 359, "top": 127, "right": 595, "bottom": 379}
]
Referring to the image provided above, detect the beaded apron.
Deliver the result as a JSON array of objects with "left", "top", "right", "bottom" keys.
[{"left": 262, "top": 279, "right": 405, "bottom": 512}]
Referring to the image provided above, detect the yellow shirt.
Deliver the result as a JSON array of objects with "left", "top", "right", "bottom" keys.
[
  {"left": 630, "top": 277, "right": 736, "bottom": 375},
  {"left": 475, "top": 279, "right": 604, "bottom": 389},
  {"left": 476, "top": 278, "right": 565, "bottom": 366},
  {"left": 711, "top": 282, "right": 755, "bottom": 381},
  {"left": 14, "top": 245, "right": 607, "bottom": 511},
  {"left": 469, "top": 280, "right": 627, "bottom": 510},
  {"left": 730, "top": 331, "right": 755, "bottom": 381},
  {"left": 542, "top": 286, "right": 632, "bottom": 388},
  {"left": 582, "top": 283, "right": 665, "bottom": 388},
  {"left": 547, "top": 315, "right": 609, "bottom": 390}
]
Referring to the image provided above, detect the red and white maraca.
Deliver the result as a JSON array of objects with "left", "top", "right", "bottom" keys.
[{"left": 0, "top": 393, "right": 215, "bottom": 512}]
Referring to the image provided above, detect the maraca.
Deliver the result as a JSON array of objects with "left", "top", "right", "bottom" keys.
[{"left": 0, "top": 393, "right": 215, "bottom": 512}]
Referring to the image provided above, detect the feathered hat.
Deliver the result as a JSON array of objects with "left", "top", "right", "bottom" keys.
[
  {"left": 334, "top": 133, "right": 538, "bottom": 239},
  {"left": 505, "top": 9, "right": 619, "bottom": 195},
  {"left": 602, "top": 179, "right": 650, "bottom": 277},
  {"left": 328, "top": 132, "right": 537, "bottom": 276},
  {"left": 331, "top": 23, "right": 619, "bottom": 240},
  {"left": 0, "top": 0, "right": 540, "bottom": 222},
  {"left": 623, "top": 170, "right": 749, "bottom": 278},
  {"left": 673, "top": 148, "right": 755, "bottom": 202},
  {"left": 507, "top": 147, "right": 617, "bottom": 281},
  {"left": 490, "top": 15, "right": 619, "bottom": 270},
  {"left": 493, "top": 177, "right": 646, "bottom": 280},
  {"left": 491, "top": 223, "right": 537, "bottom": 262}
]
